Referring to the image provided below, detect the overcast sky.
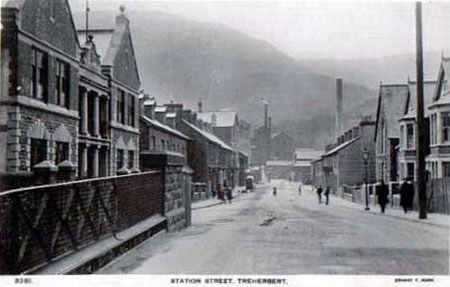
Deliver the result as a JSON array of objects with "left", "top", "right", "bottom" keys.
[{"left": 69, "top": 0, "right": 450, "bottom": 60}]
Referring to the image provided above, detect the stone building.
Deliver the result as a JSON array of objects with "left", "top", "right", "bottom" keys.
[
  {"left": 374, "top": 84, "right": 409, "bottom": 183},
  {"left": 428, "top": 56, "right": 450, "bottom": 179},
  {"left": 0, "top": 1, "right": 141, "bottom": 189},
  {"left": 312, "top": 117, "right": 376, "bottom": 193},
  {"left": 197, "top": 108, "right": 248, "bottom": 187},
  {"left": 398, "top": 80, "right": 436, "bottom": 181},
  {"left": 77, "top": 6, "right": 141, "bottom": 176},
  {"left": 178, "top": 110, "right": 234, "bottom": 194},
  {"left": 1, "top": 0, "right": 81, "bottom": 182}
]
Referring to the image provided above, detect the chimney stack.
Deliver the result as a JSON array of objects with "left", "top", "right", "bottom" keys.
[{"left": 335, "top": 78, "right": 343, "bottom": 141}]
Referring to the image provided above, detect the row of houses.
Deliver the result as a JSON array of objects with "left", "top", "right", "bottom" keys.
[
  {"left": 375, "top": 57, "right": 450, "bottom": 183},
  {"left": 0, "top": 0, "right": 250, "bottom": 195},
  {"left": 311, "top": 56, "right": 450, "bottom": 204}
]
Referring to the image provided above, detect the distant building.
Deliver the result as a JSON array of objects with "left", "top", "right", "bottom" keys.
[
  {"left": 427, "top": 56, "right": 450, "bottom": 179},
  {"left": 398, "top": 80, "right": 436, "bottom": 181},
  {"left": 374, "top": 84, "right": 409, "bottom": 183},
  {"left": 266, "top": 160, "right": 293, "bottom": 181},
  {"left": 178, "top": 110, "right": 235, "bottom": 193},
  {"left": 251, "top": 124, "right": 271, "bottom": 166},
  {"left": 293, "top": 148, "right": 324, "bottom": 183},
  {"left": 271, "top": 132, "right": 294, "bottom": 161},
  {"left": 312, "top": 117, "right": 376, "bottom": 193},
  {"left": 197, "top": 108, "right": 246, "bottom": 187}
]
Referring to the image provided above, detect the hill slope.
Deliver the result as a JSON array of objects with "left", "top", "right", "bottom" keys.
[{"left": 74, "top": 10, "right": 378, "bottom": 148}]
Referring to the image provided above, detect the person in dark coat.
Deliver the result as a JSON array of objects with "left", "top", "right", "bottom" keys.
[
  {"left": 324, "top": 186, "right": 330, "bottom": 205},
  {"left": 400, "top": 178, "right": 415, "bottom": 213},
  {"left": 316, "top": 186, "right": 323, "bottom": 204},
  {"left": 377, "top": 180, "right": 389, "bottom": 213},
  {"left": 226, "top": 187, "right": 233, "bottom": 204},
  {"left": 273, "top": 187, "right": 277, "bottom": 196}
]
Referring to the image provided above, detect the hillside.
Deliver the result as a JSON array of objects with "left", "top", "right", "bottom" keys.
[
  {"left": 74, "top": 10, "right": 378, "bottom": 148},
  {"left": 301, "top": 52, "right": 443, "bottom": 89}
]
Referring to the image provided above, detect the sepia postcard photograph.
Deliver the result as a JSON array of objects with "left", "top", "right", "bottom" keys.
[{"left": 0, "top": 0, "right": 449, "bottom": 286}]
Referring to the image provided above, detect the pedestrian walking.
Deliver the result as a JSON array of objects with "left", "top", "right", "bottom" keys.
[
  {"left": 298, "top": 185, "right": 302, "bottom": 196},
  {"left": 273, "top": 187, "right": 277, "bottom": 196},
  {"left": 400, "top": 178, "right": 415, "bottom": 213},
  {"left": 324, "top": 186, "right": 330, "bottom": 205},
  {"left": 226, "top": 187, "right": 233, "bottom": 204},
  {"left": 377, "top": 180, "right": 389, "bottom": 213},
  {"left": 316, "top": 186, "right": 323, "bottom": 204}
]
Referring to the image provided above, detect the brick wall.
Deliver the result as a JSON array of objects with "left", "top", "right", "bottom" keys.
[{"left": 0, "top": 171, "right": 163, "bottom": 274}]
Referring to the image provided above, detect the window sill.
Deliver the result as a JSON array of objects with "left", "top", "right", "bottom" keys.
[{"left": 17, "top": 96, "right": 79, "bottom": 119}]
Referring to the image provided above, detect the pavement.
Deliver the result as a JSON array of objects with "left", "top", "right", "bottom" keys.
[
  {"left": 97, "top": 179, "right": 449, "bottom": 275},
  {"left": 300, "top": 185, "right": 449, "bottom": 228}
]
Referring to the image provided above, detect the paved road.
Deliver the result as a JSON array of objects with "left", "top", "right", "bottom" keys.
[{"left": 98, "top": 180, "right": 449, "bottom": 275}]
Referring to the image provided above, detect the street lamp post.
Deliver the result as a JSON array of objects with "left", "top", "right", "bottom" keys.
[{"left": 363, "top": 147, "right": 370, "bottom": 211}]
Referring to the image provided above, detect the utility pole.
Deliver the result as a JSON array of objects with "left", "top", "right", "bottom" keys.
[
  {"left": 415, "top": 1, "right": 427, "bottom": 219},
  {"left": 85, "top": 0, "right": 90, "bottom": 42}
]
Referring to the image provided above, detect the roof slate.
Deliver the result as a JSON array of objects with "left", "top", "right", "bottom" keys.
[
  {"left": 403, "top": 81, "right": 437, "bottom": 119},
  {"left": 141, "top": 116, "right": 189, "bottom": 140},
  {"left": 376, "top": 84, "right": 409, "bottom": 140},
  {"left": 182, "top": 120, "right": 233, "bottom": 151}
]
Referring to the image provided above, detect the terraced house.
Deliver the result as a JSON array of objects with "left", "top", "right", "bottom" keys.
[
  {"left": 374, "top": 84, "right": 409, "bottom": 183},
  {"left": 428, "top": 56, "right": 450, "bottom": 179},
  {"left": 398, "top": 80, "right": 436, "bottom": 181},
  {"left": 0, "top": 0, "right": 141, "bottom": 189}
]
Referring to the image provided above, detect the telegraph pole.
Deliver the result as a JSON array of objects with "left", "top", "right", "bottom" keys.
[{"left": 415, "top": 1, "right": 427, "bottom": 219}]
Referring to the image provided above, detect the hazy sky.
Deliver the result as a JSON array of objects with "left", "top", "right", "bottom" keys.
[{"left": 69, "top": 0, "right": 450, "bottom": 60}]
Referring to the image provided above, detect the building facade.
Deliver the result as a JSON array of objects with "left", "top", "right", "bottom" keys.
[
  {"left": 0, "top": 1, "right": 141, "bottom": 189},
  {"left": 312, "top": 117, "right": 376, "bottom": 193},
  {"left": 427, "top": 56, "right": 450, "bottom": 179},
  {"left": 398, "top": 80, "right": 435, "bottom": 181},
  {"left": 374, "top": 84, "right": 409, "bottom": 183},
  {"left": 1, "top": 0, "right": 81, "bottom": 180}
]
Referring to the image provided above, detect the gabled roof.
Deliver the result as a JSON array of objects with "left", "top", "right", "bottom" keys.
[
  {"left": 141, "top": 116, "right": 189, "bottom": 140},
  {"left": 431, "top": 57, "right": 450, "bottom": 107},
  {"left": 182, "top": 120, "right": 233, "bottom": 151},
  {"left": 271, "top": 131, "right": 293, "bottom": 141},
  {"left": 75, "top": 10, "right": 140, "bottom": 87},
  {"left": 197, "top": 110, "right": 238, "bottom": 128},
  {"left": 402, "top": 80, "right": 436, "bottom": 119},
  {"left": 374, "top": 84, "right": 409, "bottom": 141},
  {"left": 323, "top": 136, "right": 360, "bottom": 157}
]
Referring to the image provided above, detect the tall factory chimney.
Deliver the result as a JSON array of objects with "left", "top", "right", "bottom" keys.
[{"left": 335, "top": 78, "right": 343, "bottom": 140}]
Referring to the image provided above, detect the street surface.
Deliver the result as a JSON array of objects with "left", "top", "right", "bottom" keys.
[{"left": 98, "top": 180, "right": 449, "bottom": 275}]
